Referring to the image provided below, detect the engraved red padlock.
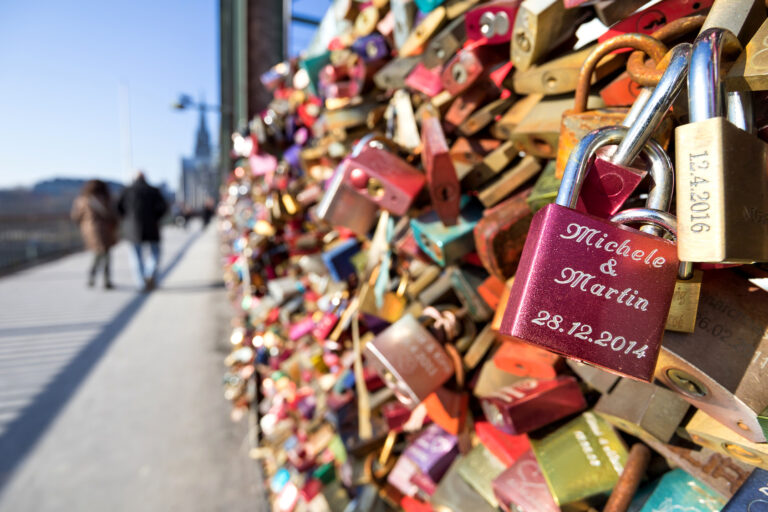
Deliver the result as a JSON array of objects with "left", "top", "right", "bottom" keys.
[{"left": 498, "top": 126, "right": 679, "bottom": 381}]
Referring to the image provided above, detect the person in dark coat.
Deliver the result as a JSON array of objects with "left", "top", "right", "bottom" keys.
[
  {"left": 71, "top": 180, "right": 119, "bottom": 289},
  {"left": 117, "top": 171, "right": 168, "bottom": 291}
]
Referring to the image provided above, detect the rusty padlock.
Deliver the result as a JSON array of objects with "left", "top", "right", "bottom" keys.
[{"left": 553, "top": 33, "right": 669, "bottom": 181}]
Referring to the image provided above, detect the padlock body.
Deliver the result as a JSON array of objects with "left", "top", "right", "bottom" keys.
[
  {"left": 345, "top": 144, "right": 426, "bottom": 215},
  {"left": 722, "top": 467, "right": 768, "bottom": 510},
  {"left": 410, "top": 197, "right": 483, "bottom": 266},
  {"left": 474, "top": 189, "right": 533, "bottom": 281},
  {"left": 465, "top": 1, "right": 520, "bottom": 45},
  {"left": 405, "top": 63, "right": 444, "bottom": 96},
  {"left": 481, "top": 376, "right": 586, "bottom": 435},
  {"left": 675, "top": 117, "right": 768, "bottom": 263},
  {"left": 402, "top": 423, "right": 459, "bottom": 482},
  {"left": 531, "top": 412, "right": 627, "bottom": 505},
  {"left": 364, "top": 314, "right": 454, "bottom": 407},
  {"left": 492, "top": 450, "right": 559, "bottom": 512},
  {"left": 594, "top": 377, "right": 690, "bottom": 444},
  {"left": 499, "top": 203, "right": 678, "bottom": 381},
  {"left": 554, "top": 108, "right": 628, "bottom": 180},
  {"left": 686, "top": 410, "right": 768, "bottom": 471},
  {"left": 654, "top": 270, "right": 768, "bottom": 442},
  {"left": 423, "top": 15, "right": 466, "bottom": 69},
  {"left": 638, "top": 468, "right": 725, "bottom": 511}
]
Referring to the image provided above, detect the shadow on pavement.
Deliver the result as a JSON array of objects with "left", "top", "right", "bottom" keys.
[{"left": 0, "top": 230, "right": 202, "bottom": 492}]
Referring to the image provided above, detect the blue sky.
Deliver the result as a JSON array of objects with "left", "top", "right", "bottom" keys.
[{"left": 0, "top": 0, "right": 326, "bottom": 190}]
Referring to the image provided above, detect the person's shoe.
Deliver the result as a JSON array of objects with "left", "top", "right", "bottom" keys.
[
  {"left": 104, "top": 282, "right": 114, "bottom": 290},
  {"left": 143, "top": 277, "right": 156, "bottom": 292},
  {"left": 87, "top": 278, "right": 95, "bottom": 288}
]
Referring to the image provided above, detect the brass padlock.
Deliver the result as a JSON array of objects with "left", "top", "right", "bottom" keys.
[
  {"left": 490, "top": 93, "right": 542, "bottom": 140},
  {"left": 686, "top": 409, "right": 768, "bottom": 470},
  {"left": 358, "top": 268, "right": 408, "bottom": 323},
  {"left": 675, "top": 25, "right": 768, "bottom": 263},
  {"left": 665, "top": 263, "right": 704, "bottom": 333},
  {"left": 477, "top": 154, "right": 541, "bottom": 208},
  {"left": 510, "top": 0, "right": 590, "bottom": 71},
  {"left": 509, "top": 93, "right": 605, "bottom": 159},
  {"left": 511, "top": 44, "right": 625, "bottom": 97},
  {"left": 460, "top": 139, "right": 518, "bottom": 188},
  {"left": 726, "top": 17, "right": 768, "bottom": 91},
  {"left": 399, "top": 6, "right": 447, "bottom": 57}
]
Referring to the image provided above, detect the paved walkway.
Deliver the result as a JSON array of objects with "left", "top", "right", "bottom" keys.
[{"left": 0, "top": 222, "right": 267, "bottom": 511}]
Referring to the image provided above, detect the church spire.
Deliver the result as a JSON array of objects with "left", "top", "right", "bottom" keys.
[{"left": 194, "top": 105, "right": 211, "bottom": 158}]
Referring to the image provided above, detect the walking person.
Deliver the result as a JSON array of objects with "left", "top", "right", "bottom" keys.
[
  {"left": 117, "top": 171, "right": 169, "bottom": 292},
  {"left": 71, "top": 179, "right": 119, "bottom": 289}
]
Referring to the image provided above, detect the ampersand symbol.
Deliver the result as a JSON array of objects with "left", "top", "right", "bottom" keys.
[{"left": 600, "top": 258, "right": 618, "bottom": 277}]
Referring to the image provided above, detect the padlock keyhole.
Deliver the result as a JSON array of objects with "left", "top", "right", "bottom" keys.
[{"left": 666, "top": 368, "right": 707, "bottom": 397}]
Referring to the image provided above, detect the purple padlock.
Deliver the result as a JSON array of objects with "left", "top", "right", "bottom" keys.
[{"left": 351, "top": 33, "right": 390, "bottom": 62}]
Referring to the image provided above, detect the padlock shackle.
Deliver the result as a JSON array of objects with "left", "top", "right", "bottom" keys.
[
  {"left": 611, "top": 207, "right": 690, "bottom": 278},
  {"left": 573, "top": 34, "right": 668, "bottom": 114},
  {"left": 612, "top": 43, "right": 692, "bottom": 166},
  {"left": 689, "top": 28, "right": 730, "bottom": 122},
  {"left": 556, "top": 126, "right": 673, "bottom": 213},
  {"left": 626, "top": 15, "right": 705, "bottom": 86},
  {"left": 610, "top": 208, "right": 677, "bottom": 240}
]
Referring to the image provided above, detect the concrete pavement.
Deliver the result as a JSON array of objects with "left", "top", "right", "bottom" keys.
[{"left": 0, "top": 222, "right": 267, "bottom": 511}]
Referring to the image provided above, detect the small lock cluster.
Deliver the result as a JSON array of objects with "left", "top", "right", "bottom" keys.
[{"left": 219, "top": 0, "right": 768, "bottom": 510}]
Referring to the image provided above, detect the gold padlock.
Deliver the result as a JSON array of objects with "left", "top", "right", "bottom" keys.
[{"left": 359, "top": 267, "right": 409, "bottom": 323}]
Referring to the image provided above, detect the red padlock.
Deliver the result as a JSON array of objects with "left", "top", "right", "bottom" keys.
[
  {"left": 498, "top": 126, "right": 679, "bottom": 381},
  {"left": 344, "top": 135, "right": 426, "bottom": 215},
  {"left": 421, "top": 108, "right": 461, "bottom": 226},
  {"left": 440, "top": 43, "right": 508, "bottom": 95},
  {"left": 598, "top": 0, "right": 714, "bottom": 47},
  {"left": 465, "top": 1, "right": 522, "bottom": 44}
]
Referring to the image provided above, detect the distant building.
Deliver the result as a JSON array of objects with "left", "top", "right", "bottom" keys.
[{"left": 179, "top": 107, "right": 216, "bottom": 210}]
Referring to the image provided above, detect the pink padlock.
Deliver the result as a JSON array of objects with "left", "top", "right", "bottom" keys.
[
  {"left": 498, "top": 126, "right": 679, "bottom": 381},
  {"left": 289, "top": 316, "right": 316, "bottom": 341}
]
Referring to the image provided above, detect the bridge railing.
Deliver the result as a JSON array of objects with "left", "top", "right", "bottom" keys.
[{"left": 0, "top": 214, "right": 83, "bottom": 273}]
